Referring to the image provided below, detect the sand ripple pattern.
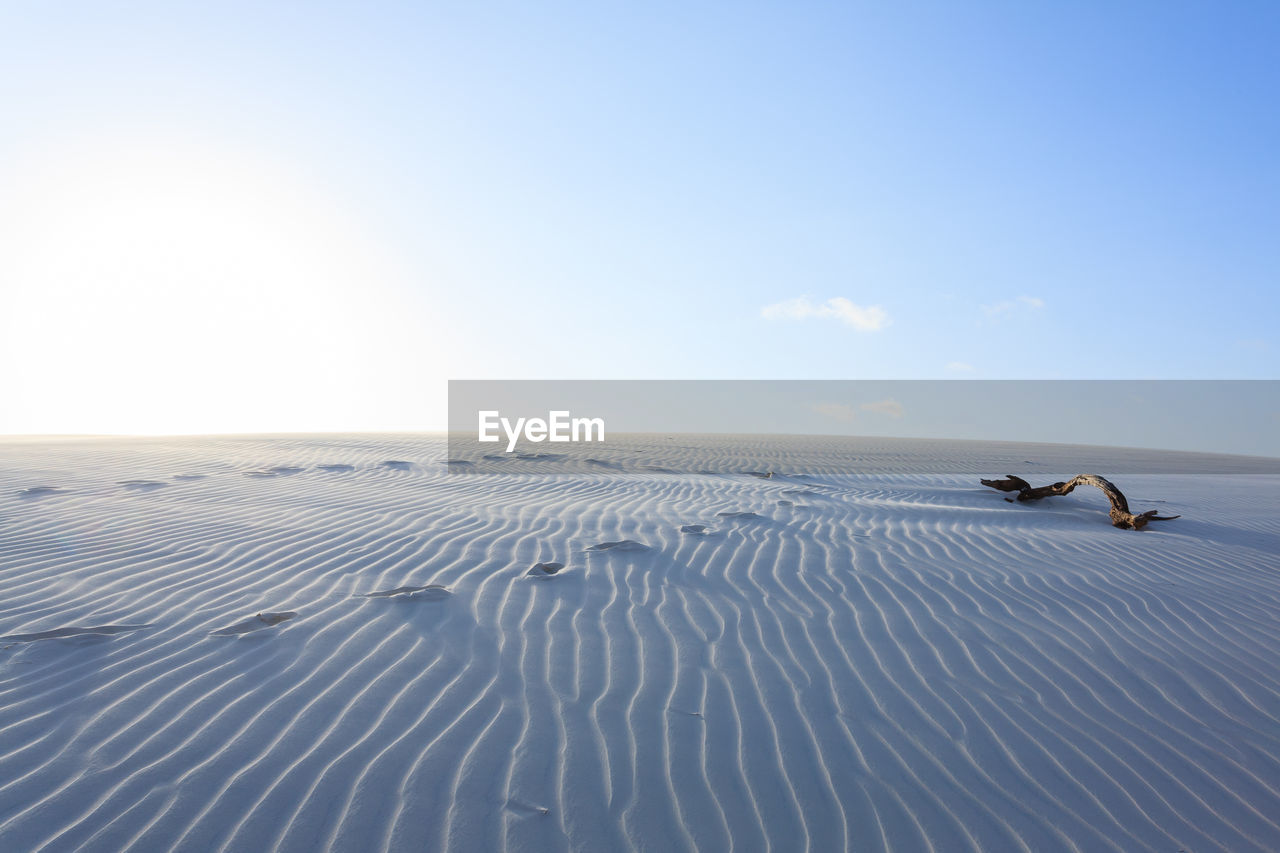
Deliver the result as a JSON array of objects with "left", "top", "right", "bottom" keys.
[{"left": 2, "top": 435, "right": 1279, "bottom": 852}]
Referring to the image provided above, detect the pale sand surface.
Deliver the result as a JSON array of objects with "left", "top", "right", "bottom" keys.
[{"left": 2, "top": 434, "right": 1279, "bottom": 851}]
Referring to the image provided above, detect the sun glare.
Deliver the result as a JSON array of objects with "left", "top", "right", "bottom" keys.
[{"left": 1, "top": 137, "right": 434, "bottom": 435}]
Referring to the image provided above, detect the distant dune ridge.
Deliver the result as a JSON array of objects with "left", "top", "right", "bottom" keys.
[{"left": 2, "top": 434, "right": 1279, "bottom": 851}]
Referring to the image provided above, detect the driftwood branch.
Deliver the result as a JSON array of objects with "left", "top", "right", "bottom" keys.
[{"left": 981, "top": 473, "right": 1180, "bottom": 530}]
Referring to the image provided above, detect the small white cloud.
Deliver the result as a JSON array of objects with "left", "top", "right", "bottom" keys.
[
  {"left": 761, "top": 296, "right": 889, "bottom": 331},
  {"left": 824, "top": 298, "right": 890, "bottom": 331},
  {"left": 982, "top": 295, "right": 1045, "bottom": 319},
  {"left": 812, "top": 402, "right": 857, "bottom": 422},
  {"left": 945, "top": 361, "right": 975, "bottom": 373},
  {"left": 860, "top": 398, "right": 904, "bottom": 418},
  {"left": 760, "top": 297, "right": 814, "bottom": 320}
]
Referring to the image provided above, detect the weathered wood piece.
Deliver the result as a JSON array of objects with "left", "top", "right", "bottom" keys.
[{"left": 981, "top": 473, "right": 1180, "bottom": 530}]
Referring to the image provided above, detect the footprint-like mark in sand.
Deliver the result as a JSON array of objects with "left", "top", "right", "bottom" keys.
[
  {"left": 16, "top": 486, "right": 68, "bottom": 499},
  {"left": 783, "top": 484, "right": 836, "bottom": 494},
  {"left": 525, "top": 562, "right": 565, "bottom": 578},
  {"left": 746, "top": 471, "right": 773, "bottom": 479},
  {"left": 1, "top": 624, "right": 152, "bottom": 643},
  {"left": 667, "top": 706, "right": 705, "bottom": 719},
  {"left": 120, "top": 480, "right": 169, "bottom": 491},
  {"left": 245, "top": 466, "right": 305, "bottom": 478},
  {"left": 585, "top": 459, "right": 623, "bottom": 470},
  {"left": 680, "top": 524, "right": 713, "bottom": 535},
  {"left": 381, "top": 460, "right": 413, "bottom": 470},
  {"left": 505, "top": 798, "right": 552, "bottom": 817},
  {"left": 359, "top": 585, "right": 451, "bottom": 600},
  {"left": 210, "top": 611, "right": 297, "bottom": 636},
  {"left": 586, "top": 540, "right": 649, "bottom": 553},
  {"left": 717, "top": 511, "right": 764, "bottom": 520},
  {"left": 318, "top": 464, "right": 355, "bottom": 473}
]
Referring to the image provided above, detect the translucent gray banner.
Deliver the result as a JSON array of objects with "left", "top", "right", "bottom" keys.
[{"left": 447, "top": 380, "right": 1280, "bottom": 475}]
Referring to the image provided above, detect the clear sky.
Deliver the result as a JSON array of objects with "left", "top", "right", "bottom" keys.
[{"left": 1, "top": 1, "right": 1277, "bottom": 435}]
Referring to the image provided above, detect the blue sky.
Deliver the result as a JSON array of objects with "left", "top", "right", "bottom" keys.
[{"left": 1, "top": 2, "right": 1277, "bottom": 434}]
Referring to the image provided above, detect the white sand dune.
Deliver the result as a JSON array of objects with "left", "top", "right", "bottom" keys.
[{"left": 2, "top": 434, "right": 1279, "bottom": 851}]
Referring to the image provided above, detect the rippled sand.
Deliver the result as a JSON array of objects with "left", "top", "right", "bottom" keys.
[{"left": 2, "top": 434, "right": 1278, "bottom": 851}]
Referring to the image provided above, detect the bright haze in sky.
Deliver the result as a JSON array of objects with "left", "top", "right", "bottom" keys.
[{"left": 1, "top": 2, "right": 1277, "bottom": 438}]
